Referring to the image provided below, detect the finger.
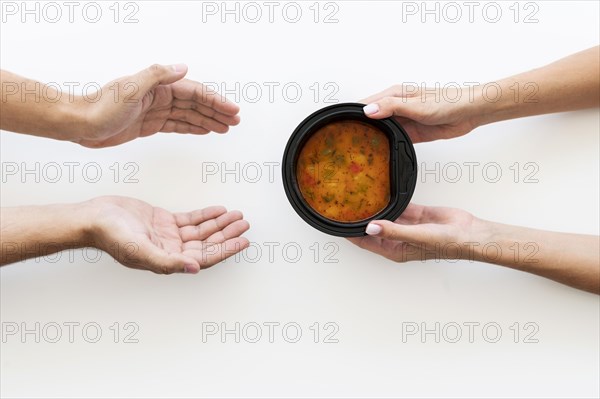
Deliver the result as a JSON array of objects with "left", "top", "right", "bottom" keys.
[
  {"left": 174, "top": 206, "right": 227, "bottom": 227},
  {"left": 170, "top": 80, "right": 240, "bottom": 116},
  {"left": 172, "top": 99, "right": 241, "bottom": 126},
  {"left": 362, "top": 96, "right": 421, "bottom": 120},
  {"left": 205, "top": 219, "right": 250, "bottom": 244},
  {"left": 365, "top": 220, "right": 430, "bottom": 244},
  {"left": 183, "top": 219, "right": 250, "bottom": 250},
  {"left": 395, "top": 203, "right": 426, "bottom": 224},
  {"left": 184, "top": 237, "right": 250, "bottom": 269},
  {"left": 180, "top": 210, "right": 244, "bottom": 242},
  {"left": 169, "top": 107, "right": 231, "bottom": 133},
  {"left": 161, "top": 120, "right": 210, "bottom": 135},
  {"left": 130, "top": 63, "right": 189, "bottom": 100},
  {"left": 125, "top": 239, "right": 200, "bottom": 275}
]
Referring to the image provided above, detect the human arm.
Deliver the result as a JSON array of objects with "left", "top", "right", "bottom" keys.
[
  {"left": 361, "top": 46, "right": 600, "bottom": 143},
  {"left": 348, "top": 204, "right": 600, "bottom": 294},
  {"left": 0, "top": 196, "right": 250, "bottom": 274},
  {"left": 0, "top": 64, "right": 240, "bottom": 148}
]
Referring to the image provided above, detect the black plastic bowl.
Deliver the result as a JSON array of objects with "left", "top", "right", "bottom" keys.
[{"left": 282, "top": 103, "right": 418, "bottom": 237}]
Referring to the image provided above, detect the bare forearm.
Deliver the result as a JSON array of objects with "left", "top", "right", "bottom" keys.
[
  {"left": 472, "top": 220, "right": 600, "bottom": 294},
  {"left": 0, "top": 70, "right": 85, "bottom": 140},
  {"left": 0, "top": 203, "right": 93, "bottom": 265},
  {"left": 471, "top": 46, "right": 600, "bottom": 127}
]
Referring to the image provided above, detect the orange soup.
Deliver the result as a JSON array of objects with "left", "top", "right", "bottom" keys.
[{"left": 296, "top": 120, "right": 390, "bottom": 222}]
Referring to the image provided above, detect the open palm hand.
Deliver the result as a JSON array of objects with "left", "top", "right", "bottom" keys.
[
  {"left": 77, "top": 64, "right": 240, "bottom": 148},
  {"left": 87, "top": 196, "right": 250, "bottom": 274}
]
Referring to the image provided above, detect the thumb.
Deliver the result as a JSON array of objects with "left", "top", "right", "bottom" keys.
[
  {"left": 362, "top": 97, "right": 417, "bottom": 120},
  {"left": 130, "top": 63, "right": 188, "bottom": 99},
  {"left": 365, "top": 220, "right": 429, "bottom": 244}
]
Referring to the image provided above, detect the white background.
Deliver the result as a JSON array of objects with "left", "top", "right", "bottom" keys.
[{"left": 1, "top": 1, "right": 599, "bottom": 398}]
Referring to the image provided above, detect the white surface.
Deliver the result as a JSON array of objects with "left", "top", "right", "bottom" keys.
[{"left": 1, "top": 1, "right": 599, "bottom": 398}]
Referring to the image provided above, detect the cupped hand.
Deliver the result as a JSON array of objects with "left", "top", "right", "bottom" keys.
[
  {"left": 86, "top": 196, "right": 250, "bottom": 274},
  {"left": 347, "top": 203, "right": 484, "bottom": 262},
  {"left": 76, "top": 64, "right": 241, "bottom": 148},
  {"left": 360, "top": 85, "right": 479, "bottom": 144}
]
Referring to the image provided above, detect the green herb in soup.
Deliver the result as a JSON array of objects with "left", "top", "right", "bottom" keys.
[{"left": 296, "top": 120, "right": 391, "bottom": 222}]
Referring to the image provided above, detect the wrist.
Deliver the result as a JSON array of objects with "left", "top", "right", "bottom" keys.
[
  {"left": 447, "top": 86, "right": 486, "bottom": 133},
  {"left": 467, "top": 80, "right": 523, "bottom": 128},
  {"left": 464, "top": 85, "right": 496, "bottom": 128},
  {"left": 69, "top": 201, "right": 97, "bottom": 248},
  {"left": 464, "top": 218, "right": 526, "bottom": 267},
  {"left": 62, "top": 201, "right": 98, "bottom": 248},
  {"left": 51, "top": 96, "right": 90, "bottom": 142},
  {"left": 461, "top": 217, "right": 496, "bottom": 262}
]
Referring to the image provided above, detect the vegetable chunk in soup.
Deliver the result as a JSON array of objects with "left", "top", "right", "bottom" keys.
[{"left": 296, "top": 120, "right": 391, "bottom": 222}]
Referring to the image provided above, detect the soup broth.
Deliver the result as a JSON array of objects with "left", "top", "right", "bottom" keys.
[{"left": 296, "top": 120, "right": 391, "bottom": 222}]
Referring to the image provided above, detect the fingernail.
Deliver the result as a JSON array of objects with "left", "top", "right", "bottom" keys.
[
  {"left": 363, "top": 103, "right": 379, "bottom": 116},
  {"left": 170, "top": 63, "right": 187, "bottom": 73},
  {"left": 184, "top": 264, "right": 198, "bottom": 274},
  {"left": 366, "top": 223, "right": 382, "bottom": 235}
]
